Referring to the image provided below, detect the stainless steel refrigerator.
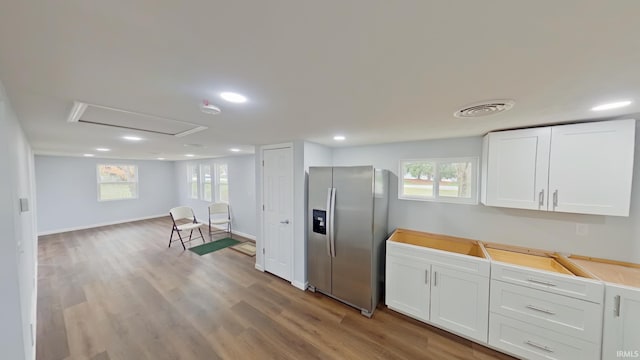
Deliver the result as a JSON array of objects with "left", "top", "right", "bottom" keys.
[{"left": 307, "top": 166, "right": 389, "bottom": 317}]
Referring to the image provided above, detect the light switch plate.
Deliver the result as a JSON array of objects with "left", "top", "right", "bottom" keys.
[{"left": 20, "top": 198, "right": 29, "bottom": 212}]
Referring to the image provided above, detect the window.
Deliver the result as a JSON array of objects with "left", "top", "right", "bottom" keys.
[
  {"left": 188, "top": 164, "right": 199, "bottom": 199},
  {"left": 216, "top": 163, "right": 229, "bottom": 202},
  {"left": 97, "top": 164, "right": 138, "bottom": 201},
  {"left": 201, "top": 165, "right": 212, "bottom": 201},
  {"left": 187, "top": 163, "right": 228, "bottom": 202},
  {"left": 399, "top": 157, "right": 478, "bottom": 204}
]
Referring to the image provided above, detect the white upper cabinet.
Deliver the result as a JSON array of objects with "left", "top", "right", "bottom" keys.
[
  {"left": 548, "top": 120, "right": 636, "bottom": 216},
  {"left": 483, "top": 119, "right": 636, "bottom": 216},
  {"left": 484, "top": 127, "right": 551, "bottom": 210}
]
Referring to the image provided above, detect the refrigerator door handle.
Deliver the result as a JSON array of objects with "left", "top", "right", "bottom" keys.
[
  {"left": 330, "top": 188, "right": 336, "bottom": 257},
  {"left": 326, "top": 188, "right": 332, "bottom": 257}
]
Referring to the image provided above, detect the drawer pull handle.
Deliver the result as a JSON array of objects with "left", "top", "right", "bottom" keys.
[
  {"left": 526, "top": 304, "right": 555, "bottom": 315},
  {"left": 614, "top": 295, "right": 621, "bottom": 317},
  {"left": 525, "top": 340, "right": 554, "bottom": 353},
  {"left": 527, "top": 278, "right": 556, "bottom": 287}
]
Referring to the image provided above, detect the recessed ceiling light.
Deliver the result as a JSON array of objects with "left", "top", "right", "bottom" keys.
[
  {"left": 157, "top": 157, "right": 166, "bottom": 160},
  {"left": 96, "top": 148, "right": 110, "bottom": 152},
  {"left": 220, "top": 92, "right": 247, "bottom": 103},
  {"left": 185, "top": 154, "right": 195, "bottom": 157},
  {"left": 591, "top": 100, "right": 632, "bottom": 111},
  {"left": 83, "top": 154, "right": 94, "bottom": 157},
  {"left": 230, "top": 148, "right": 241, "bottom": 152},
  {"left": 122, "top": 136, "right": 142, "bottom": 141},
  {"left": 333, "top": 135, "right": 346, "bottom": 141}
]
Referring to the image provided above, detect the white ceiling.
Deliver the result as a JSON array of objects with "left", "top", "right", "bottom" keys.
[{"left": 1, "top": 1, "right": 639, "bottom": 160}]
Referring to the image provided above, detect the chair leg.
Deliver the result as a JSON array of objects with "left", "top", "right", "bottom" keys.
[
  {"left": 198, "top": 228, "right": 205, "bottom": 243},
  {"left": 176, "top": 230, "right": 186, "bottom": 250},
  {"left": 229, "top": 224, "right": 232, "bottom": 239},
  {"left": 188, "top": 229, "right": 193, "bottom": 242},
  {"left": 169, "top": 228, "right": 175, "bottom": 248}
]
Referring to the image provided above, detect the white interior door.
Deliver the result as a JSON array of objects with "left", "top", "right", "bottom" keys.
[{"left": 263, "top": 146, "right": 293, "bottom": 281}]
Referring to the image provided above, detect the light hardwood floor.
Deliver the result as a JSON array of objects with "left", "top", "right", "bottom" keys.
[{"left": 37, "top": 217, "right": 514, "bottom": 360}]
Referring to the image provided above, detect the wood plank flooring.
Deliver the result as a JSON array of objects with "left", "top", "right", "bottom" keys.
[{"left": 37, "top": 217, "right": 515, "bottom": 360}]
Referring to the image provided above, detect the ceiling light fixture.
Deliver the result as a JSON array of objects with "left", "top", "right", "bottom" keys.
[
  {"left": 591, "top": 100, "right": 632, "bottom": 111},
  {"left": 333, "top": 135, "right": 346, "bottom": 141},
  {"left": 67, "top": 101, "right": 88, "bottom": 123},
  {"left": 122, "top": 136, "right": 142, "bottom": 141},
  {"left": 220, "top": 92, "right": 247, "bottom": 103},
  {"left": 83, "top": 154, "right": 94, "bottom": 157},
  {"left": 96, "top": 148, "right": 110, "bottom": 152},
  {"left": 230, "top": 148, "right": 241, "bottom": 152},
  {"left": 201, "top": 99, "right": 221, "bottom": 115},
  {"left": 185, "top": 154, "right": 195, "bottom": 157},
  {"left": 157, "top": 157, "right": 166, "bottom": 160}
]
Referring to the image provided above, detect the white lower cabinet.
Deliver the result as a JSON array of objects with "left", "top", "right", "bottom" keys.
[
  {"left": 602, "top": 284, "right": 640, "bottom": 360},
  {"left": 488, "top": 261, "right": 604, "bottom": 360},
  {"left": 386, "top": 241, "right": 490, "bottom": 344},
  {"left": 430, "top": 265, "right": 489, "bottom": 343},
  {"left": 385, "top": 254, "right": 430, "bottom": 322},
  {"left": 489, "top": 313, "right": 601, "bottom": 360}
]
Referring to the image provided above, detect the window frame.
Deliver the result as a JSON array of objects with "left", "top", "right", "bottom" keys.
[
  {"left": 215, "top": 163, "right": 229, "bottom": 203},
  {"left": 398, "top": 157, "right": 479, "bottom": 204},
  {"left": 96, "top": 164, "right": 139, "bottom": 202},
  {"left": 201, "top": 164, "right": 212, "bottom": 202},
  {"left": 188, "top": 164, "right": 200, "bottom": 200}
]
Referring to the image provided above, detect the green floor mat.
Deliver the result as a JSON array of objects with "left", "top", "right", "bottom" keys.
[{"left": 188, "top": 238, "right": 241, "bottom": 255}]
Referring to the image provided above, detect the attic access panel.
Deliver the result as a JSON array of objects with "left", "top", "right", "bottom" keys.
[{"left": 68, "top": 102, "right": 207, "bottom": 137}]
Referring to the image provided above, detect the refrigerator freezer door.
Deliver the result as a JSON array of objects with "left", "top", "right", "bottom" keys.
[
  {"left": 307, "top": 167, "right": 333, "bottom": 293},
  {"left": 331, "top": 166, "right": 375, "bottom": 311}
]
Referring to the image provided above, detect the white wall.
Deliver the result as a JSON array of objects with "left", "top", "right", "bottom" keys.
[
  {"left": 1, "top": 83, "right": 37, "bottom": 360},
  {"left": 333, "top": 134, "right": 640, "bottom": 263},
  {"left": 174, "top": 155, "right": 256, "bottom": 238},
  {"left": 35, "top": 156, "right": 177, "bottom": 234}
]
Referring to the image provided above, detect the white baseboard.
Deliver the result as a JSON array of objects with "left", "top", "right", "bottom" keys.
[
  {"left": 291, "top": 280, "right": 308, "bottom": 291},
  {"left": 254, "top": 263, "right": 265, "bottom": 272},
  {"left": 37, "top": 214, "right": 168, "bottom": 236},
  {"left": 209, "top": 225, "right": 256, "bottom": 241}
]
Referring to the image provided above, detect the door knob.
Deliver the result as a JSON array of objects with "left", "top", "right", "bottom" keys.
[{"left": 280, "top": 220, "right": 290, "bottom": 224}]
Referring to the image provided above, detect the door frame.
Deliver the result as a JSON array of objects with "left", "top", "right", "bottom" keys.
[{"left": 257, "top": 143, "right": 295, "bottom": 283}]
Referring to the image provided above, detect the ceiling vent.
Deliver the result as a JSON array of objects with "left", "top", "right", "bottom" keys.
[
  {"left": 454, "top": 100, "right": 515, "bottom": 118},
  {"left": 67, "top": 101, "right": 207, "bottom": 137}
]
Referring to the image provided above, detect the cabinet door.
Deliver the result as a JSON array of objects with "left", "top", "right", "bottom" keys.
[
  {"left": 385, "top": 255, "right": 430, "bottom": 322},
  {"left": 548, "top": 119, "right": 636, "bottom": 216},
  {"left": 430, "top": 265, "right": 489, "bottom": 343},
  {"left": 603, "top": 284, "right": 640, "bottom": 360},
  {"left": 485, "top": 127, "right": 551, "bottom": 210}
]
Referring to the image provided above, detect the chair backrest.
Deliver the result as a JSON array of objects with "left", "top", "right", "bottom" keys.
[
  {"left": 208, "top": 202, "right": 229, "bottom": 217},
  {"left": 170, "top": 206, "right": 195, "bottom": 221}
]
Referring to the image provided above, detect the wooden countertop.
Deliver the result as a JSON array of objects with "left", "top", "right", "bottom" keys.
[
  {"left": 388, "top": 229, "right": 487, "bottom": 258},
  {"left": 485, "top": 247, "right": 574, "bottom": 276},
  {"left": 567, "top": 256, "right": 640, "bottom": 288},
  {"left": 388, "top": 228, "right": 640, "bottom": 287}
]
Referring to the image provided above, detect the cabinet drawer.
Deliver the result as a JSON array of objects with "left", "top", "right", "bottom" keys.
[
  {"left": 491, "top": 280, "right": 603, "bottom": 342},
  {"left": 489, "top": 313, "right": 600, "bottom": 360},
  {"left": 491, "top": 262, "right": 604, "bottom": 303}
]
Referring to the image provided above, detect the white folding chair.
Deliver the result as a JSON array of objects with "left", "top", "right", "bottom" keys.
[
  {"left": 169, "top": 206, "right": 206, "bottom": 250},
  {"left": 208, "top": 203, "right": 232, "bottom": 239}
]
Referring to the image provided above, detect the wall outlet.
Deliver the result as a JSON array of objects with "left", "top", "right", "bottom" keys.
[{"left": 576, "top": 223, "right": 589, "bottom": 237}]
